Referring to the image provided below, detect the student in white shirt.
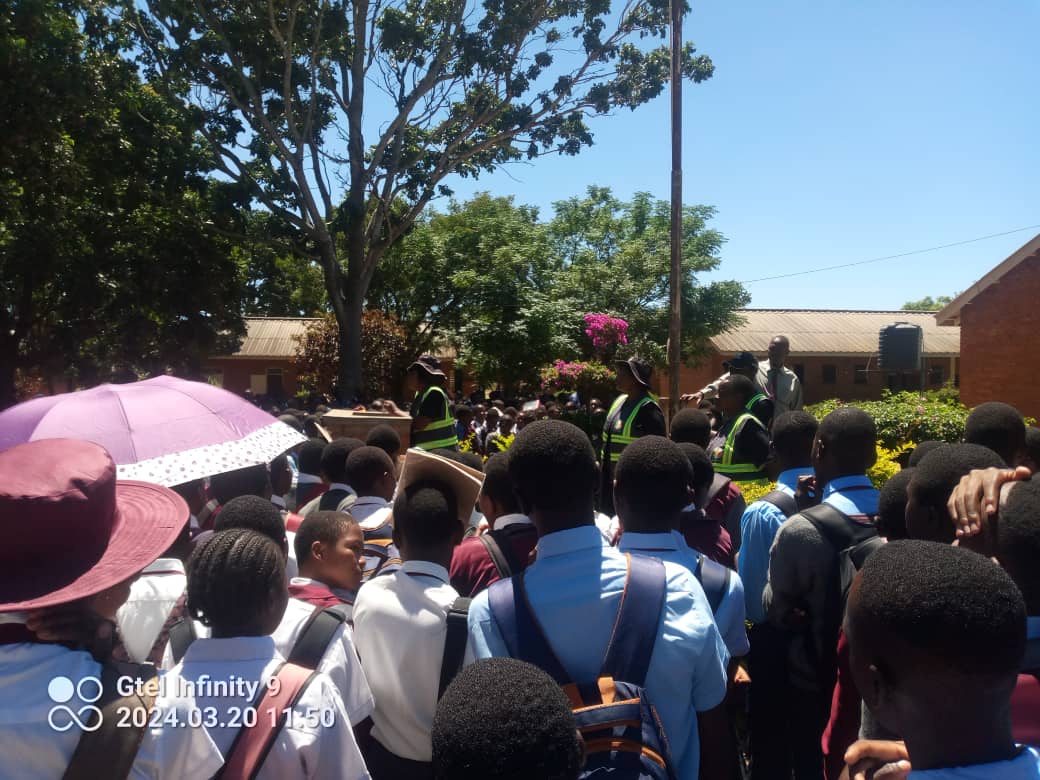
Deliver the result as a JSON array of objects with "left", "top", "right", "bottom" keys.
[
  {"left": 137, "top": 528, "right": 369, "bottom": 779},
  {"left": 345, "top": 446, "right": 396, "bottom": 529},
  {"left": 163, "top": 496, "right": 375, "bottom": 728},
  {"left": 353, "top": 475, "right": 472, "bottom": 779},
  {"left": 299, "top": 439, "right": 366, "bottom": 516}
]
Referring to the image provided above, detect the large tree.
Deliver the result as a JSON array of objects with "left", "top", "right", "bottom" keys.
[
  {"left": 0, "top": 0, "right": 245, "bottom": 407},
  {"left": 122, "top": 0, "right": 714, "bottom": 400}
]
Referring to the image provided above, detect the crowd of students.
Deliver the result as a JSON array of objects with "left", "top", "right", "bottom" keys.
[{"left": 2, "top": 387, "right": 1040, "bottom": 780}]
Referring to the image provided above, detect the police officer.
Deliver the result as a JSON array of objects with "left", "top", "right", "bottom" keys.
[
  {"left": 600, "top": 357, "right": 666, "bottom": 515},
  {"left": 406, "top": 355, "right": 459, "bottom": 451},
  {"left": 707, "top": 374, "right": 770, "bottom": 481}
]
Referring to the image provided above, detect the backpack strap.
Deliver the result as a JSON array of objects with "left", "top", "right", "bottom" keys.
[
  {"left": 479, "top": 533, "right": 513, "bottom": 579},
  {"left": 287, "top": 604, "right": 349, "bottom": 670},
  {"left": 438, "top": 596, "right": 472, "bottom": 699},
  {"left": 145, "top": 590, "right": 189, "bottom": 666},
  {"left": 487, "top": 573, "right": 572, "bottom": 685},
  {"left": 216, "top": 662, "right": 318, "bottom": 780},
  {"left": 318, "top": 488, "right": 351, "bottom": 512},
  {"left": 62, "top": 662, "right": 159, "bottom": 780},
  {"left": 479, "top": 527, "right": 527, "bottom": 579},
  {"left": 694, "top": 555, "right": 731, "bottom": 615},
  {"left": 761, "top": 490, "right": 799, "bottom": 518},
  {"left": 167, "top": 616, "right": 198, "bottom": 664},
  {"left": 601, "top": 554, "right": 666, "bottom": 687}
]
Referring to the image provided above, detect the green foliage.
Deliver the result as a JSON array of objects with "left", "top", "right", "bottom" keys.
[
  {"left": 0, "top": 0, "right": 245, "bottom": 406},
  {"left": 805, "top": 389, "right": 970, "bottom": 450},
  {"left": 538, "top": 360, "right": 617, "bottom": 401},
  {"left": 901, "top": 295, "right": 953, "bottom": 311}
]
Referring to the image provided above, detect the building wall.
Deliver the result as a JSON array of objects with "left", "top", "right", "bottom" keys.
[
  {"left": 660, "top": 353, "right": 959, "bottom": 407},
  {"left": 204, "top": 358, "right": 301, "bottom": 400},
  {"left": 957, "top": 254, "right": 1040, "bottom": 420}
]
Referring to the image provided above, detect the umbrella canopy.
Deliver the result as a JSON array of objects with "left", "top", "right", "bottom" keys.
[{"left": 0, "top": 376, "right": 306, "bottom": 486}]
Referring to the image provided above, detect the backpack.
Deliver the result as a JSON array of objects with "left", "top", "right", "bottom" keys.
[
  {"left": 168, "top": 603, "right": 350, "bottom": 667},
  {"left": 318, "top": 488, "right": 354, "bottom": 513},
  {"left": 694, "top": 554, "right": 731, "bottom": 615},
  {"left": 799, "top": 503, "right": 884, "bottom": 686},
  {"left": 760, "top": 490, "right": 798, "bottom": 518},
  {"left": 439, "top": 597, "right": 472, "bottom": 699},
  {"left": 478, "top": 525, "right": 537, "bottom": 580},
  {"left": 699, "top": 473, "right": 732, "bottom": 512},
  {"left": 488, "top": 554, "right": 678, "bottom": 780}
]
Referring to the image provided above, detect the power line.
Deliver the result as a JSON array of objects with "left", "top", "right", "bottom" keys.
[{"left": 738, "top": 223, "right": 1040, "bottom": 284}]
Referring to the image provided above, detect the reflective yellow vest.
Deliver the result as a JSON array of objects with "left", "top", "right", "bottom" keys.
[
  {"left": 712, "top": 412, "right": 768, "bottom": 480},
  {"left": 601, "top": 392, "right": 660, "bottom": 463},
  {"left": 411, "top": 385, "right": 459, "bottom": 451}
]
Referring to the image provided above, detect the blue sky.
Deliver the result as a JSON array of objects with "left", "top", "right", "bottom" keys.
[{"left": 443, "top": 0, "right": 1040, "bottom": 310}]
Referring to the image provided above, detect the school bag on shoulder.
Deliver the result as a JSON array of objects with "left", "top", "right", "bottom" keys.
[
  {"left": 318, "top": 487, "right": 355, "bottom": 513},
  {"left": 488, "top": 554, "right": 678, "bottom": 780},
  {"left": 439, "top": 596, "right": 472, "bottom": 698},
  {"left": 694, "top": 554, "right": 730, "bottom": 615},
  {"left": 760, "top": 489, "right": 798, "bottom": 518},
  {"left": 478, "top": 525, "right": 537, "bottom": 580},
  {"left": 361, "top": 524, "right": 403, "bottom": 581},
  {"left": 62, "top": 661, "right": 160, "bottom": 780}
]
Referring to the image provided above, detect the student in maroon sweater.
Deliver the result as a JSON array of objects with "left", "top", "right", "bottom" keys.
[
  {"left": 289, "top": 511, "right": 366, "bottom": 617},
  {"left": 450, "top": 453, "right": 538, "bottom": 597}
]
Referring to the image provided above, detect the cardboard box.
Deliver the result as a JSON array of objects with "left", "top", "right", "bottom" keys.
[{"left": 320, "top": 410, "right": 412, "bottom": 449}]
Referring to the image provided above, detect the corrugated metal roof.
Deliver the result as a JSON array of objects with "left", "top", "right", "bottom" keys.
[
  {"left": 219, "top": 317, "right": 458, "bottom": 360},
  {"left": 711, "top": 309, "right": 960, "bottom": 357}
]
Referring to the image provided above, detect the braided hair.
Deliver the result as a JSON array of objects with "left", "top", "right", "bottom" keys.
[{"left": 186, "top": 528, "right": 287, "bottom": 636}]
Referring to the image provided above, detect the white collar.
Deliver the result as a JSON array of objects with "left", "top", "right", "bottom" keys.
[
  {"left": 270, "top": 495, "right": 286, "bottom": 510},
  {"left": 327, "top": 482, "right": 355, "bottom": 494},
  {"left": 182, "top": 635, "right": 282, "bottom": 663},
  {"left": 492, "top": 513, "right": 532, "bottom": 531},
  {"left": 400, "top": 560, "right": 450, "bottom": 583},
  {"left": 296, "top": 473, "right": 322, "bottom": 485},
  {"left": 618, "top": 531, "right": 681, "bottom": 552},
  {"left": 141, "top": 557, "right": 186, "bottom": 576}
]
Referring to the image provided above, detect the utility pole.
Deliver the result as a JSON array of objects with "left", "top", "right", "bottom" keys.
[{"left": 667, "top": 0, "right": 683, "bottom": 419}]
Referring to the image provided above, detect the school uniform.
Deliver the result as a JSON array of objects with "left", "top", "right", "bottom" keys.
[
  {"left": 116, "top": 558, "right": 187, "bottom": 664},
  {"left": 349, "top": 496, "right": 393, "bottom": 529},
  {"left": 906, "top": 747, "right": 1040, "bottom": 779},
  {"left": 292, "top": 474, "right": 327, "bottom": 512},
  {"left": 618, "top": 530, "right": 749, "bottom": 658},
  {"left": 449, "top": 513, "right": 538, "bottom": 597},
  {"left": 161, "top": 596, "right": 374, "bottom": 727},
  {"left": 353, "top": 561, "right": 467, "bottom": 776},
  {"left": 289, "top": 577, "right": 355, "bottom": 617},
  {"left": 299, "top": 482, "right": 357, "bottom": 517},
  {"left": 468, "top": 525, "right": 729, "bottom": 779},
  {"left": 136, "top": 636, "right": 369, "bottom": 779}
]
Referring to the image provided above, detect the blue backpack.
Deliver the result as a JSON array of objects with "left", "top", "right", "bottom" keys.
[{"left": 488, "top": 554, "right": 678, "bottom": 780}]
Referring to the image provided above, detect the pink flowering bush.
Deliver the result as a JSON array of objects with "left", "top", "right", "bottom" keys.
[
  {"left": 539, "top": 360, "right": 616, "bottom": 401},
  {"left": 583, "top": 313, "right": 628, "bottom": 351}
]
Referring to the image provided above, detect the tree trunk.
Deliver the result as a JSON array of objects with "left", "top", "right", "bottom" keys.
[
  {"left": 0, "top": 339, "right": 18, "bottom": 411},
  {"left": 337, "top": 277, "right": 365, "bottom": 403}
]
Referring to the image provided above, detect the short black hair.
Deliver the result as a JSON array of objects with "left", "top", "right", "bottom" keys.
[
  {"left": 877, "top": 468, "right": 914, "bottom": 540},
  {"left": 432, "top": 658, "right": 583, "bottom": 780},
  {"left": 366, "top": 424, "right": 402, "bottom": 458},
  {"left": 507, "top": 420, "right": 597, "bottom": 514},
  {"left": 670, "top": 409, "right": 712, "bottom": 447},
  {"left": 432, "top": 448, "right": 484, "bottom": 474},
  {"left": 297, "top": 438, "right": 327, "bottom": 476},
  {"left": 345, "top": 446, "right": 395, "bottom": 496},
  {"left": 997, "top": 476, "right": 1040, "bottom": 615},
  {"left": 817, "top": 407, "right": 878, "bottom": 474},
  {"left": 210, "top": 464, "right": 270, "bottom": 505},
  {"left": 849, "top": 540, "right": 1025, "bottom": 679},
  {"left": 302, "top": 415, "right": 324, "bottom": 439},
  {"left": 278, "top": 413, "right": 303, "bottom": 433},
  {"left": 723, "top": 374, "right": 757, "bottom": 404},
  {"left": 677, "top": 442, "right": 714, "bottom": 491},
  {"left": 911, "top": 443, "right": 1006, "bottom": 513},
  {"left": 214, "top": 495, "right": 287, "bottom": 547},
  {"left": 294, "top": 511, "right": 357, "bottom": 566},
  {"left": 393, "top": 479, "right": 459, "bottom": 549},
  {"left": 771, "top": 411, "right": 819, "bottom": 461},
  {"left": 480, "top": 453, "right": 521, "bottom": 515},
  {"left": 907, "top": 440, "right": 944, "bottom": 468},
  {"left": 455, "top": 405, "right": 474, "bottom": 419},
  {"left": 321, "top": 438, "right": 365, "bottom": 483},
  {"left": 187, "top": 529, "right": 286, "bottom": 635},
  {"left": 964, "top": 402, "right": 1024, "bottom": 465},
  {"left": 614, "top": 436, "right": 692, "bottom": 527}
]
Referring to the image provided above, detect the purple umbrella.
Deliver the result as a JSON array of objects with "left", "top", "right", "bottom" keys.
[{"left": 0, "top": 376, "right": 306, "bottom": 486}]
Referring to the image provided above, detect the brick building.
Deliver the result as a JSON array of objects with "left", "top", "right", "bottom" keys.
[
  {"left": 204, "top": 317, "right": 461, "bottom": 400},
  {"left": 659, "top": 309, "right": 961, "bottom": 405},
  {"left": 935, "top": 233, "right": 1040, "bottom": 420}
]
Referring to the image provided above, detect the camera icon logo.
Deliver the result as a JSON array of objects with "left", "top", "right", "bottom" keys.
[{"left": 47, "top": 676, "right": 104, "bottom": 732}]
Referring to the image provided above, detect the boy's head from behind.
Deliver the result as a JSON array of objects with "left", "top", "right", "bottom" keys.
[
  {"left": 321, "top": 438, "right": 365, "bottom": 484},
  {"left": 366, "top": 424, "right": 402, "bottom": 461},
  {"left": 614, "top": 436, "right": 692, "bottom": 533},
  {"left": 187, "top": 528, "right": 288, "bottom": 638},
  {"left": 996, "top": 476, "right": 1040, "bottom": 616},
  {"left": 479, "top": 453, "right": 522, "bottom": 522},
  {"left": 812, "top": 407, "right": 877, "bottom": 485},
  {"left": 846, "top": 540, "right": 1025, "bottom": 744},
  {"left": 507, "top": 420, "right": 597, "bottom": 530},
  {"left": 432, "top": 658, "right": 584, "bottom": 780},
  {"left": 670, "top": 408, "right": 712, "bottom": 448},
  {"left": 297, "top": 438, "right": 327, "bottom": 477},
  {"left": 964, "top": 401, "right": 1025, "bottom": 466},
  {"left": 214, "top": 495, "right": 288, "bottom": 558},
  {"left": 877, "top": 467, "right": 913, "bottom": 541},
  {"left": 345, "top": 446, "right": 396, "bottom": 500},
  {"left": 294, "top": 511, "right": 365, "bottom": 593},
  {"left": 906, "top": 443, "right": 1005, "bottom": 543},
  {"left": 770, "top": 411, "right": 818, "bottom": 472},
  {"left": 677, "top": 442, "right": 714, "bottom": 504},
  {"left": 393, "top": 478, "right": 464, "bottom": 559}
]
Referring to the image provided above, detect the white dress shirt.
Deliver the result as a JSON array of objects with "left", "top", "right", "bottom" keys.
[
  {"left": 136, "top": 636, "right": 369, "bottom": 779},
  {"left": 117, "top": 558, "right": 186, "bottom": 663},
  {"left": 352, "top": 560, "right": 468, "bottom": 762},
  {"left": 161, "top": 598, "right": 374, "bottom": 726},
  {"left": 348, "top": 496, "right": 392, "bottom": 530}
]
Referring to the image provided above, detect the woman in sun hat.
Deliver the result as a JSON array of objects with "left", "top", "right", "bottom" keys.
[{"left": 0, "top": 438, "right": 202, "bottom": 779}]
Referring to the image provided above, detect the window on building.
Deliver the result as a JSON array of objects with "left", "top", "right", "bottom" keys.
[
  {"left": 822, "top": 364, "right": 837, "bottom": 385},
  {"left": 854, "top": 365, "right": 868, "bottom": 385},
  {"left": 266, "top": 367, "right": 285, "bottom": 399},
  {"left": 929, "top": 365, "right": 944, "bottom": 386}
]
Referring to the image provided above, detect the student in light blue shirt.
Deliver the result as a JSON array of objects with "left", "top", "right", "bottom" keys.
[
  {"left": 614, "top": 435, "right": 749, "bottom": 660},
  {"left": 845, "top": 541, "right": 1038, "bottom": 780},
  {"left": 467, "top": 421, "right": 731, "bottom": 780}
]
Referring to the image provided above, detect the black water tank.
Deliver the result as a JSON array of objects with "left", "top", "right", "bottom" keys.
[{"left": 878, "top": 323, "right": 922, "bottom": 371}]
